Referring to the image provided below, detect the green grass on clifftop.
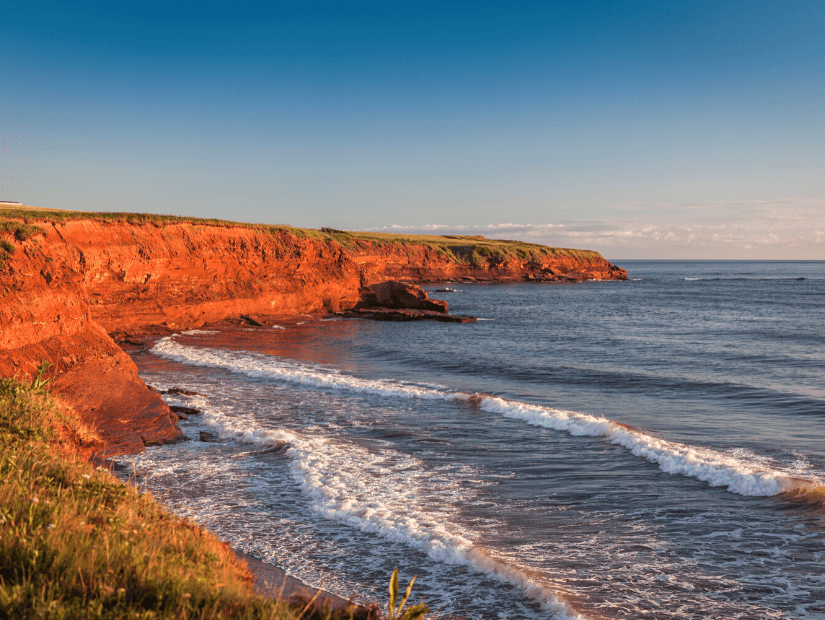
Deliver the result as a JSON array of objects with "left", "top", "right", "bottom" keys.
[
  {"left": 0, "top": 206, "right": 252, "bottom": 231},
  {"left": 0, "top": 378, "right": 390, "bottom": 620},
  {"left": 296, "top": 228, "right": 599, "bottom": 263},
  {"left": 0, "top": 206, "right": 602, "bottom": 264}
]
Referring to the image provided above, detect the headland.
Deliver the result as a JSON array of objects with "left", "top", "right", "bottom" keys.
[{"left": 1, "top": 206, "right": 626, "bottom": 458}]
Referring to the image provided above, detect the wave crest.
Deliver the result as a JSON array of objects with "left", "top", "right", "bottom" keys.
[{"left": 151, "top": 337, "right": 823, "bottom": 501}]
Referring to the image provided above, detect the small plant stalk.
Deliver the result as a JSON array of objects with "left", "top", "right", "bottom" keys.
[{"left": 388, "top": 569, "right": 428, "bottom": 620}]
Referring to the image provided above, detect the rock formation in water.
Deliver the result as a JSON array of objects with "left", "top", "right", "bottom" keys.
[
  {"left": 357, "top": 281, "right": 450, "bottom": 313},
  {"left": 348, "top": 281, "right": 475, "bottom": 322},
  {"left": 0, "top": 211, "right": 626, "bottom": 456}
]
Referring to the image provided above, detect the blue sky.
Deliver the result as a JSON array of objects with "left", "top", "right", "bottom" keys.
[{"left": 1, "top": 1, "right": 823, "bottom": 258}]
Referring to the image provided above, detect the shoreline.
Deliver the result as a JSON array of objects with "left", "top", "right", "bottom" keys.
[
  {"left": 128, "top": 322, "right": 365, "bottom": 613},
  {"left": 232, "top": 549, "right": 355, "bottom": 611},
  {"left": 1, "top": 210, "right": 627, "bottom": 618},
  {"left": 0, "top": 375, "right": 371, "bottom": 620},
  {"left": 0, "top": 212, "right": 625, "bottom": 456}
]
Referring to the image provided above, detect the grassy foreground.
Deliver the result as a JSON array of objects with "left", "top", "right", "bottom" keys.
[
  {"left": 0, "top": 377, "right": 418, "bottom": 620},
  {"left": 0, "top": 206, "right": 600, "bottom": 264}
]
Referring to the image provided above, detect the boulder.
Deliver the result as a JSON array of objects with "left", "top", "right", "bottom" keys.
[
  {"left": 164, "top": 387, "right": 202, "bottom": 396},
  {"left": 169, "top": 405, "right": 202, "bottom": 420}
]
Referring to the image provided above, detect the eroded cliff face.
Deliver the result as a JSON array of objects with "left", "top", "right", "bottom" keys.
[
  {"left": 351, "top": 243, "right": 627, "bottom": 285},
  {"left": 0, "top": 217, "right": 625, "bottom": 456}
]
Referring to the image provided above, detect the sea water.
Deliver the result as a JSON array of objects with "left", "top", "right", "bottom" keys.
[{"left": 125, "top": 260, "right": 825, "bottom": 619}]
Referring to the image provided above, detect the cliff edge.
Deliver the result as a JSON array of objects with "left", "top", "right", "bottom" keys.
[{"left": 0, "top": 208, "right": 626, "bottom": 456}]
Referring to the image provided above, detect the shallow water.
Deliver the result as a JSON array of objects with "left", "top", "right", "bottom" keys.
[{"left": 126, "top": 260, "right": 825, "bottom": 619}]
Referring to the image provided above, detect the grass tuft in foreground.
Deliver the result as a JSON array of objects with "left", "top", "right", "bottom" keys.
[{"left": 0, "top": 377, "right": 400, "bottom": 620}]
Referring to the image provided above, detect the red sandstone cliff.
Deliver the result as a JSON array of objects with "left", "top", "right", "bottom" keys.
[{"left": 0, "top": 214, "right": 625, "bottom": 456}]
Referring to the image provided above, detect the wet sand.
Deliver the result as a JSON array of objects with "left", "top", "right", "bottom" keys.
[{"left": 233, "top": 548, "right": 354, "bottom": 611}]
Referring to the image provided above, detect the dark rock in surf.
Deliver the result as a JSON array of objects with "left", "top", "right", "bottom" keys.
[
  {"left": 170, "top": 405, "right": 201, "bottom": 420},
  {"left": 361, "top": 309, "right": 477, "bottom": 323},
  {"left": 199, "top": 431, "right": 219, "bottom": 442},
  {"left": 164, "top": 387, "right": 202, "bottom": 396}
]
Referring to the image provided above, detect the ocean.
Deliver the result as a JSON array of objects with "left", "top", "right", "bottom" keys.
[{"left": 125, "top": 260, "right": 825, "bottom": 620}]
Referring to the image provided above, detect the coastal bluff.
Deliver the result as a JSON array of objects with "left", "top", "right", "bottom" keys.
[{"left": 0, "top": 209, "right": 626, "bottom": 456}]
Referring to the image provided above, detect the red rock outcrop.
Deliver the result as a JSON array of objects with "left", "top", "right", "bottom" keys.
[
  {"left": 349, "top": 281, "right": 477, "bottom": 322},
  {"left": 0, "top": 214, "right": 626, "bottom": 456},
  {"left": 356, "top": 281, "right": 450, "bottom": 313}
]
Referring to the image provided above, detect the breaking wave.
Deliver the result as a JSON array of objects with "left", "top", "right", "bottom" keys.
[
  {"left": 152, "top": 336, "right": 824, "bottom": 502},
  {"left": 168, "top": 379, "right": 583, "bottom": 618}
]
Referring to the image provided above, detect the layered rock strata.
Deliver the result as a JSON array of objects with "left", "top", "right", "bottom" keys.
[{"left": 0, "top": 215, "right": 626, "bottom": 456}]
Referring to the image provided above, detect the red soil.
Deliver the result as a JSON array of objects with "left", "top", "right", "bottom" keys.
[{"left": 0, "top": 217, "right": 625, "bottom": 456}]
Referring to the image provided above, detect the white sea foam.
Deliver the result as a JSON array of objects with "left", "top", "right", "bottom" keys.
[
  {"left": 151, "top": 337, "right": 822, "bottom": 500},
  {"left": 473, "top": 397, "right": 819, "bottom": 497},
  {"left": 153, "top": 336, "right": 448, "bottom": 399},
  {"left": 182, "top": 390, "right": 583, "bottom": 619}
]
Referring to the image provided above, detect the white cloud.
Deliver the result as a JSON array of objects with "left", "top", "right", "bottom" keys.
[{"left": 367, "top": 199, "right": 825, "bottom": 259}]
